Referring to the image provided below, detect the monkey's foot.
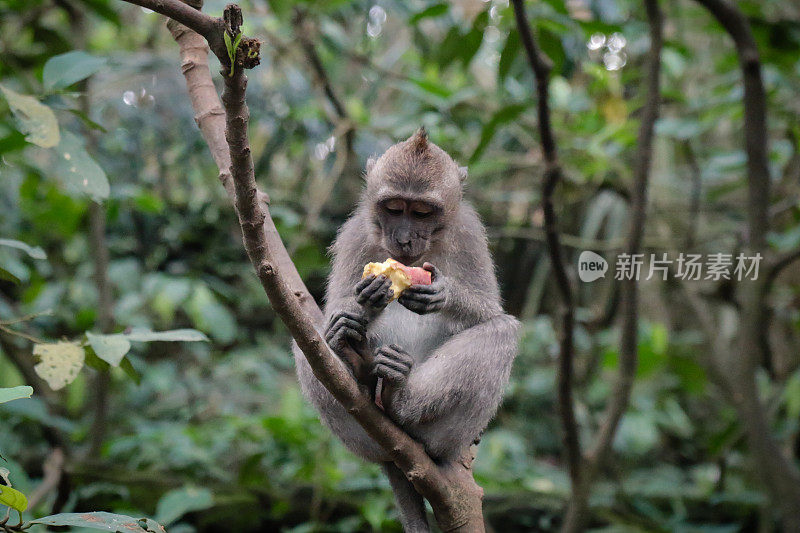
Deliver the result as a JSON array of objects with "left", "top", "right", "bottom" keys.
[
  {"left": 324, "top": 311, "right": 367, "bottom": 352},
  {"left": 373, "top": 344, "right": 413, "bottom": 383}
]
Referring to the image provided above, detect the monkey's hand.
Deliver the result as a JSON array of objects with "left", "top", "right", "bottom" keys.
[
  {"left": 355, "top": 274, "right": 394, "bottom": 314},
  {"left": 398, "top": 262, "right": 447, "bottom": 315},
  {"left": 324, "top": 311, "right": 367, "bottom": 354},
  {"left": 373, "top": 344, "right": 413, "bottom": 384}
]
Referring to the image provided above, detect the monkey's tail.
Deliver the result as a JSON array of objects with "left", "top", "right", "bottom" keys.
[{"left": 383, "top": 462, "right": 430, "bottom": 533}]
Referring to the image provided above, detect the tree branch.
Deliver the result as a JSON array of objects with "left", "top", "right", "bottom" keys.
[
  {"left": 511, "top": 0, "right": 581, "bottom": 491},
  {"left": 165, "top": 9, "right": 320, "bottom": 322},
  {"left": 694, "top": 0, "right": 769, "bottom": 250},
  {"left": 691, "top": 2, "right": 800, "bottom": 529},
  {"left": 587, "top": 0, "right": 662, "bottom": 469}
]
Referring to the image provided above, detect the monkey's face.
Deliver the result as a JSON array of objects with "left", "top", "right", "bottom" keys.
[{"left": 375, "top": 197, "right": 442, "bottom": 265}]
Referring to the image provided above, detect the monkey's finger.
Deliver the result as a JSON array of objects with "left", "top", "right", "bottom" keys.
[
  {"left": 374, "top": 354, "right": 411, "bottom": 374},
  {"left": 328, "top": 324, "right": 365, "bottom": 346},
  {"left": 357, "top": 275, "right": 389, "bottom": 304},
  {"left": 382, "top": 345, "right": 414, "bottom": 366},
  {"left": 402, "top": 284, "right": 440, "bottom": 295},
  {"left": 399, "top": 292, "right": 445, "bottom": 306},
  {"left": 343, "top": 327, "right": 364, "bottom": 343},
  {"left": 338, "top": 311, "right": 368, "bottom": 325},
  {"left": 330, "top": 317, "right": 367, "bottom": 335},
  {"left": 368, "top": 286, "right": 393, "bottom": 306},
  {"left": 374, "top": 364, "right": 407, "bottom": 383},
  {"left": 399, "top": 299, "right": 428, "bottom": 314},
  {"left": 364, "top": 276, "right": 392, "bottom": 302},
  {"left": 422, "top": 262, "right": 442, "bottom": 281},
  {"left": 355, "top": 276, "right": 376, "bottom": 294}
]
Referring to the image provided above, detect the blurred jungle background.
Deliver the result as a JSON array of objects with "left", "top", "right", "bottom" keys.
[{"left": 1, "top": 0, "right": 800, "bottom": 531}]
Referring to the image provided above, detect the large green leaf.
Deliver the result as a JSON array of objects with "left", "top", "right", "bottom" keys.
[
  {"left": 0, "top": 484, "right": 27, "bottom": 512},
  {"left": 31, "top": 512, "right": 166, "bottom": 532},
  {"left": 0, "top": 386, "right": 33, "bottom": 404},
  {"left": 86, "top": 332, "right": 131, "bottom": 367},
  {"left": 51, "top": 131, "right": 110, "bottom": 201},
  {"left": 43, "top": 51, "right": 107, "bottom": 91},
  {"left": 0, "top": 85, "right": 60, "bottom": 148},
  {"left": 155, "top": 486, "right": 214, "bottom": 526},
  {"left": 0, "top": 238, "right": 47, "bottom": 259}
]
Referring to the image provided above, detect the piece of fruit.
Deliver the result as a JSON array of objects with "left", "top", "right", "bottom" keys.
[{"left": 362, "top": 258, "right": 432, "bottom": 300}]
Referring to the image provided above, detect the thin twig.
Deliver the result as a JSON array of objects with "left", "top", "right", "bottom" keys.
[
  {"left": 511, "top": 0, "right": 581, "bottom": 490},
  {"left": 25, "top": 448, "right": 65, "bottom": 510}
]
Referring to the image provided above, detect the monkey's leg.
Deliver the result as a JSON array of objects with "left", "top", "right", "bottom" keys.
[
  {"left": 293, "top": 340, "right": 387, "bottom": 462},
  {"left": 383, "top": 314, "right": 519, "bottom": 461},
  {"left": 383, "top": 462, "right": 430, "bottom": 533}
]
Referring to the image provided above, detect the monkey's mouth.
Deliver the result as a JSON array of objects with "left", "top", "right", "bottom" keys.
[{"left": 386, "top": 246, "right": 425, "bottom": 266}]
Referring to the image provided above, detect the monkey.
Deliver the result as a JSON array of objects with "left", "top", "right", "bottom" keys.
[{"left": 294, "top": 128, "right": 519, "bottom": 532}]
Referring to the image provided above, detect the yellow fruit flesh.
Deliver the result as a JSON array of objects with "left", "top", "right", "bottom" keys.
[{"left": 362, "top": 258, "right": 412, "bottom": 300}]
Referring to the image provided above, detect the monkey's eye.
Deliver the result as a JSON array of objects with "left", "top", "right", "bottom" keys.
[
  {"left": 410, "top": 202, "right": 434, "bottom": 219},
  {"left": 383, "top": 199, "right": 405, "bottom": 215}
]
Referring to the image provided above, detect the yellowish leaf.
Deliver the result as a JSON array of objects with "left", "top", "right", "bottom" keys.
[
  {"left": 0, "top": 84, "right": 60, "bottom": 148},
  {"left": 0, "top": 485, "right": 28, "bottom": 513},
  {"left": 33, "top": 341, "right": 84, "bottom": 391}
]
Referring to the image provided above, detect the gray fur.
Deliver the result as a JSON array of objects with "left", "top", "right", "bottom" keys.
[{"left": 293, "top": 132, "right": 520, "bottom": 531}]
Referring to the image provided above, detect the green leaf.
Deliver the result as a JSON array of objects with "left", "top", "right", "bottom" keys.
[
  {"left": 51, "top": 131, "right": 110, "bottom": 201},
  {"left": 31, "top": 512, "right": 166, "bottom": 532},
  {"left": 187, "top": 286, "right": 236, "bottom": 344},
  {"left": 498, "top": 30, "right": 520, "bottom": 82},
  {"left": 0, "top": 386, "right": 34, "bottom": 404},
  {"left": 0, "top": 267, "right": 21, "bottom": 284},
  {"left": 409, "top": 3, "right": 448, "bottom": 24},
  {"left": 0, "top": 84, "right": 60, "bottom": 148},
  {"left": 459, "top": 11, "right": 489, "bottom": 66},
  {"left": 33, "top": 341, "right": 85, "bottom": 391},
  {"left": 119, "top": 357, "right": 141, "bottom": 385},
  {"left": 0, "top": 484, "right": 28, "bottom": 512},
  {"left": 0, "top": 239, "right": 47, "bottom": 259},
  {"left": 470, "top": 103, "right": 528, "bottom": 164},
  {"left": 124, "top": 328, "right": 209, "bottom": 343},
  {"left": 43, "top": 51, "right": 107, "bottom": 91},
  {"left": 155, "top": 486, "right": 214, "bottom": 526},
  {"left": 86, "top": 332, "right": 131, "bottom": 367}
]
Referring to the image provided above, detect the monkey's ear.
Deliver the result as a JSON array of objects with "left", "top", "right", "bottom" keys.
[
  {"left": 458, "top": 166, "right": 468, "bottom": 182},
  {"left": 365, "top": 157, "right": 377, "bottom": 175}
]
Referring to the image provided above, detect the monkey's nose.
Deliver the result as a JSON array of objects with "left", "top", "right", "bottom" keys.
[{"left": 395, "top": 230, "right": 412, "bottom": 246}]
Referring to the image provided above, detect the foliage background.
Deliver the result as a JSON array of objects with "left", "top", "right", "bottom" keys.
[{"left": 1, "top": 0, "right": 799, "bottom": 530}]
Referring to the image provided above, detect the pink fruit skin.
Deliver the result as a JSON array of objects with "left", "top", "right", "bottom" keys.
[{"left": 397, "top": 265, "right": 431, "bottom": 286}]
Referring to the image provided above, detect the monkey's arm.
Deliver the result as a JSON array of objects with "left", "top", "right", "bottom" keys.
[
  {"left": 326, "top": 213, "right": 394, "bottom": 323},
  {"left": 381, "top": 313, "right": 519, "bottom": 460}
]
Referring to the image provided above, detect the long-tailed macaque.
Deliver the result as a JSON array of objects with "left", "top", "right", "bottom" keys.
[{"left": 294, "top": 128, "right": 519, "bottom": 532}]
